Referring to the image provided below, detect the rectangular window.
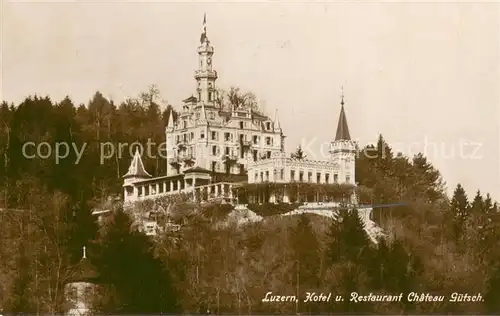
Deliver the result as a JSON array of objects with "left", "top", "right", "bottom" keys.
[
  {"left": 280, "top": 169, "right": 284, "bottom": 180},
  {"left": 260, "top": 172, "right": 264, "bottom": 182},
  {"left": 212, "top": 146, "right": 217, "bottom": 156},
  {"left": 208, "top": 92, "right": 212, "bottom": 101},
  {"left": 225, "top": 147, "right": 230, "bottom": 155},
  {"left": 334, "top": 174, "right": 338, "bottom": 183},
  {"left": 317, "top": 173, "right": 321, "bottom": 183},
  {"left": 211, "top": 161, "right": 216, "bottom": 172},
  {"left": 266, "top": 151, "right": 271, "bottom": 159},
  {"left": 239, "top": 121, "right": 244, "bottom": 129},
  {"left": 291, "top": 170, "right": 295, "bottom": 181},
  {"left": 325, "top": 173, "right": 330, "bottom": 184},
  {"left": 346, "top": 175, "right": 351, "bottom": 184},
  {"left": 266, "top": 137, "right": 271, "bottom": 145},
  {"left": 211, "top": 131, "right": 217, "bottom": 140},
  {"left": 299, "top": 171, "right": 304, "bottom": 182},
  {"left": 265, "top": 171, "right": 269, "bottom": 182},
  {"left": 308, "top": 172, "right": 312, "bottom": 182},
  {"left": 224, "top": 132, "right": 231, "bottom": 141},
  {"left": 253, "top": 135, "right": 258, "bottom": 144},
  {"left": 255, "top": 172, "right": 258, "bottom": 182},
  {"left": 144, "top": 186, "right": 150, "bottom": 196},
  {"left": 253, "top": 150, "right": 258, "bottom": 162},
  {"left": 200, "top": 131, "right": 205, "bottom": 139}
]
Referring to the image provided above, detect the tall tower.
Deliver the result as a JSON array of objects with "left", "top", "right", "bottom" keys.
[
  {"left": 195, "top": 14, "right": 218, "bottom": 107},
  {"left": 165, "top": 111, "right": 176, "bottom": 176},
  {"left": 330, "top": 88, "right": 357, "bottom": 185}
]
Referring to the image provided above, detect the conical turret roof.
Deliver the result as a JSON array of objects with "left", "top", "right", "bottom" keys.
[
  {"left": 335, "top": 100, "right": 351, "bottom": 141},
  {"left": 123, "top": 148, "right": 152, "bottom": 179},
  {"left": 67, "top": 246, "right": 100, "bottom": 284}
]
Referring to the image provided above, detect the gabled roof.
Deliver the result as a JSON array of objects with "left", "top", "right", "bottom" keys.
[
  {"left": 183, "top": 95, "right": 198, "bottom": 103},
  {"left": 335, "top": 104, "right": 351, "bottom": 141},
  {"left": 184, "top": 166, "right": 211, "bottom": 173},
  {"left": 123, "top": 148, "right": 152, "bottom": 179}
]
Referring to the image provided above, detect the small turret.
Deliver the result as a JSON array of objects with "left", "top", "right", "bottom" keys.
[
  {"left": 123, "top": 148, "right": 152, "bottom": 203},
  {"left": 330, "top": 87, "right": 357, "bottom": 185},
  {"left": 64, "top": 246, "right": 100, "bottom": 315}
]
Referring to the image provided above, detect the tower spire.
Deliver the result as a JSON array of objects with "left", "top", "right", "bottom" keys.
[
  {"left": 200, "top": 13, "right": 208, "bottom": 43},
  {"left": 341, "top": 86, "right": 345, "bottom": 106},
  {"left": 274, "top": 108, "right": 281, "bottom": 130},
  {"left": 335, "top": 87, "right": 351, "bottom": 141}
]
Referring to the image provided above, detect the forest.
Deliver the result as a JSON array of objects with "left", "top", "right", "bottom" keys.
[{"left": 0, "top": 86, "right": 500, "bottom": 314}]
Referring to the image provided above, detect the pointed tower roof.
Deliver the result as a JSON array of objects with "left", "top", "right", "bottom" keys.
[
  {"left": 274, "top": 108, "right": 281, "bottom": 130},
  {"left": 67, "top": 246, "right": 100, "bottom": 284},
  {"left": 335, "top": 88, "right": 351, "bottom": 141},
  {"left": 123, "top": 147, "right": 152, "bottom": 179},
  {"left": 167, "top": 110, "right": 175, "bottom": 128}
]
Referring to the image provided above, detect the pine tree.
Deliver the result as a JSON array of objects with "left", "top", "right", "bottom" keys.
[
  {"left": 485, "top": 263, "right": 500, "bottom": 313},
  {"left": 290, "top": 145, "right": 307, "bottom": 160},
  {"left": 449, "top": 183, "right": 469, "bottom": 243},
  {"left": 289, "top": 214, "right": 320, "bottom": 313},
  {"left": 94, "top": 210, "right": 179, "bottom": 313}
]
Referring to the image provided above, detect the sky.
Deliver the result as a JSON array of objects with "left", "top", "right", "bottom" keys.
[{"left": 1, "top": 0, "right": 499, "bottom": 201}]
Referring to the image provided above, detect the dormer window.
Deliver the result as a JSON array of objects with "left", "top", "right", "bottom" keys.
[{"left": 266, "top": 122, "right": 271, "bottom": 130}]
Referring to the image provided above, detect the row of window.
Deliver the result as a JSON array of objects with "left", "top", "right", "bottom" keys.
[
  {"left": 176, "top": 131, "right": 275, "bottom": 145},
  {"left": 254, "top": 169, "right": 351, "bottom": 184},
  {"left": 180, "top": 117, "right": 274, "bottom": 132}
]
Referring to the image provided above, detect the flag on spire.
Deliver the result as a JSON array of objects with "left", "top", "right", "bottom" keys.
[{"left": 200, "top": 13, "right": 207, "bottom": 43}]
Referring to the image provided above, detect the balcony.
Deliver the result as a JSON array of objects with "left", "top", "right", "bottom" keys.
[
  {"left": 222, "top": 153, "right": 238, "bottom": 163},
  {"left": 176, "top": 140, "right": 188, "bottom": 150},
  {"left": 169, "top": 156, "right": 181, "bottom": 166},
  {"left": 181, "top": 153, "right": 195, "bottom": 163},
  {"left": 239, "top": 140, "right": 252, "bottom": 148}
]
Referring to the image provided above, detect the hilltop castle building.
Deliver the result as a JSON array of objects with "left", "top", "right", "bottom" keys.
[{"left": 122, "top": 16, "right": 356, "bottom": 207}]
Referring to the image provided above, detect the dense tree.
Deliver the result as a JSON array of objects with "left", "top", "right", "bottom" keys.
[
  {"left": 448, "top": 183, "right": 469, "bottom": 246},
  {"left": 93, "top": 209, "right": 179, "bottom": 313}
]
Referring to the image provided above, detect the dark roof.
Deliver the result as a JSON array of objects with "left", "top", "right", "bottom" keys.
[
  {"left": 123, "top": 150, "right": 152, "bottom": 179},
  {"left": 183, "top": 95, "right": 198, "bottom": 103},
  {"left": 67, "top": 258, "right": 100, "bottom": 284},
  {"left": 184, "top": 166, "right": 212, "bottom": 173},
  {"left": 335, "top": 105, "right": 351, "bottom": 141}
]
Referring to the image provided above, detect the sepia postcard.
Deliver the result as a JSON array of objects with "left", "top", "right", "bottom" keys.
[{"left": 0, "top": 0, "right": 499, "bottom": 314}]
